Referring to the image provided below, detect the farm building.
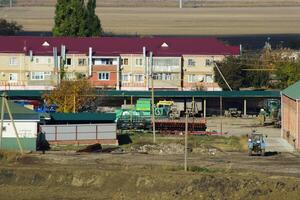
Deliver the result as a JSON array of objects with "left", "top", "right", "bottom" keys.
[
  {"left": 281, "top": 81, "right": 300, "bottom": 149},
  {"left": 0, "top": 98, "right": 40, "bottom": 151},
  {"left": 41, "top": 113, "right": 118, "bottom": 145}
]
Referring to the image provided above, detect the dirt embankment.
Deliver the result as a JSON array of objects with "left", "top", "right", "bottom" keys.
[
  {"left": 0, "top": 163, "right": 299, "bottom": 200},
  {"left": 0, "top": 151, "right": 300, "bottom": 200}
]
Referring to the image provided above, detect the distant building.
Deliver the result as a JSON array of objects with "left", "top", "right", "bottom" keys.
[
  {"left": 0, "top": 36, "right": 240, "bottom": 91},
  {"left": 281, "top": 81, "right": 300, "bottom": 149}
]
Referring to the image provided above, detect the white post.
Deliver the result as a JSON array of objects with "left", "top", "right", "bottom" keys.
[
  {"left": 89, "top": 47, "right": 93, "bottom": 77},
  {"left": 203, "top": 99, "right": 206, "bottom": 118},
  {"left": 0, "top": 95, "right": 5, "bottom": 149},
  {"left": 179, "top": 0, "right": 182, "bottom": 8},
  {"left": 9, "top": 0, "right": 12, "bottom": 8},
  {"left": 184, "top": 112, "right": 188, "bottom": 171},
  {"left": 243, "top": 99, "right": 247, "bottom": 116}
]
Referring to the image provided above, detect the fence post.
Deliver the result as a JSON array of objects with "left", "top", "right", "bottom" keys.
[
  {"left": 75, "top": 125, "right": 78, "bottom": 141},
  {"left": 96, "top": 125, "right": 98, "bottom": 140},
  {"left": 55, "top": 126, "right": 57, "bottom": 141}
]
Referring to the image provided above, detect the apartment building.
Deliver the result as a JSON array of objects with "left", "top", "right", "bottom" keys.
[{"left": 0, "top": 36, "right": 240, "bottom": 91}]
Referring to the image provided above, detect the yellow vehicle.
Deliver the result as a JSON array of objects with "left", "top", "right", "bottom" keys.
[
  {"left": 156, "top": 100, "right": 180, "bottom": 119},
  {"left": 156, "top": 100, "right": 175, "bottom": 107}
]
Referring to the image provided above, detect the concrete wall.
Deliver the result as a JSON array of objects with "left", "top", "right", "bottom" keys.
[{"left": 282, "top": 95, "right": 299, "bottom": 149}]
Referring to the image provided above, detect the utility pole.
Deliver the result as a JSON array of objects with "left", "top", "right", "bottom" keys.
[
  {"left": 150, "top": 52, "right": 156, "bottom": 144},
  {"left": 179, "top": 0, "right": 182, "bottom": 8},
  {"left": 184, "top": 111, "right": 188, "bottom": 171},
  {"left": 9, "top": 0, "right": 12, "bottom": 8},
  {"left": 213, "top": 62, "right": 233, "bottom": 91},
  {"left": 220, "top": 95, "right": 223, "bottom": 134},
  {"left": 0, "top": 94, "right": 5, "bottom": 148}
]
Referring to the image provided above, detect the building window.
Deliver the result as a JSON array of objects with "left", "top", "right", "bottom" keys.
[
  {"left": 31, "top": 72, "right": 44, "bottom": 80},
  {"left": 78, "top": 58, "right": 86, "bottom": 66},
  {"left": 134, "top": 74, "right": 144, "bottom": 82},
  {"left": 48, "top": 58, "right": 52, "bottom": 64},
  {"left": 135, "top": 58, "right": 143, "bottom": 66},
  {"left": 98, "top": 72, "right": 110, "bottom": 80},
  {"left": 9, "top": 57, "right": 18, "bottom": 65},
  {"left": 66, "top": 58, "right": 72, "bottom": 66},
  {"left": 205, "top": 59, "right": 213, "bottom": 66},
  {"left": 188, "top": 74, "right": 197, "bottom": 83},
  {"left": 122, "top": 58, "right": 128, "bottom": 65},
  {"left": 35, "top": 58, "right": 39, "bottom": 64},
  {"left": 9, "top": 73, "right": 18, "bottom": 82},
  {"left": 206, "top": 75, "right": 213, "bottom": 83},
  {"left": 153, "top": 73, "right": 175, "bottom": 80},
  {"left": 188, "top": 59, "right": 196, "bottom": 66},
  {"left": 122, "top": 74, "right": 129, "bottom": 82}
]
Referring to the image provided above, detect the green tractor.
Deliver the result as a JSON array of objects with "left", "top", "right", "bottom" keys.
[{"left": 258, "top": 99, "right": 281, "bottom": 127}]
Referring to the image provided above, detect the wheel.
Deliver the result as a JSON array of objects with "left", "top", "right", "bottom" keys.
[{"left": 248, "top": 150, "right": 252, "bottom": 156}]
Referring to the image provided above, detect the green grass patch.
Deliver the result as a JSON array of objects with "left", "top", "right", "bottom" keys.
[{"left": 119, "top": 132, "right": 247, "bottom": 152}]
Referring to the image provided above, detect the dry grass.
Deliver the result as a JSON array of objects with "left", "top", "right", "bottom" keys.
[{"left": 1, "top": 6, "right": 300, "bottom": 35}]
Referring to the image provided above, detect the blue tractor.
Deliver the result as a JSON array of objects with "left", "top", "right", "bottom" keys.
[{"left": 248, "top": 133, "right": 267, "bottom": 156}]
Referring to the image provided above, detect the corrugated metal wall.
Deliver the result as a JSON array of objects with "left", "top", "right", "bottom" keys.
[{"left": 41, "top": 123, "right": 116, "bottom": 142}]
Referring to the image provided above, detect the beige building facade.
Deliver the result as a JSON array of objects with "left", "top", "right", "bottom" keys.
[{"left": 0, "top": 36, "right": 240, "bottom": 91}]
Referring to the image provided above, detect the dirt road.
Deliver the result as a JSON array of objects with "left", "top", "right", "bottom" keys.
[{"left": 207, "top": 117, "right": 295, "bottom": 152}]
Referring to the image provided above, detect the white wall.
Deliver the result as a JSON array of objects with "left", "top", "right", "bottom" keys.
[{"left": 1, "top": 121, "right": 38, "bottom": 138}]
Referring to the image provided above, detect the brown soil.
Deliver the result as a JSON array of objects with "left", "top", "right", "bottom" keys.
[{"left": 0, "top": 148, "right": 300, "bottom": 200}]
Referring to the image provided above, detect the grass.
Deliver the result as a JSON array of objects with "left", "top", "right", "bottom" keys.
[
  {"left": 0, "top": 150, "right": 22, "bottom": 162},
  {"left": 120, "top": 132, "right": 248, "bottom": 152}
]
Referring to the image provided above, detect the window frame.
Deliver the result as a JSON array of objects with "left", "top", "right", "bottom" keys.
[
  {"left": 78, "top": 58, "right": 86, "bottom": 66},
  {"left": 188, "top": 59, "right": 196, "bottom": 66},
  {"left": 134, "top": 74, "right": 144, "bottom": 82},
  {"left": 30, "top": 72, "right": 45, "bottom": 80},
  {"left": 66, "top": 58, "right": 72, "bottom": 66},
  {"left": 9, "top": 73, "right": 18, "bottom": 82},
  {"left": 98, "top": 72, "right": 110, "bottom": 81},
  {"left": 9, "top": 57, "right": 18, "bottom": 66},
  {"left": 121, "top": 74, "right": 129, "bottom": 82}
]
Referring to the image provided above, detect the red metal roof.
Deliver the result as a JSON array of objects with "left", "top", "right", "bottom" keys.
[{"left": 0, "top": 36, "right": 240, "bottom": 57}]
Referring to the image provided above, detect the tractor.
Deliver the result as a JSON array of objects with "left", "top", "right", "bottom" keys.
[{"left": 248, "top": 133, "right": 267, "bottom": 156}]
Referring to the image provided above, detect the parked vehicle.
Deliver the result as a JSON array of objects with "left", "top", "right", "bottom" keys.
[{"left": 248, "top": 133, "right": 267, "bottom": 156}]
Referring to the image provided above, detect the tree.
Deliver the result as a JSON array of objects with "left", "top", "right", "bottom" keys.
[
  {"left": 214, "top": 55, "right": 271, "bottom": 90},
  {"left": 85, "top": 0, "right": 102, "bottom": 36},
  {"left": 44, "top": 79, "right": 95, "bottom": 113},
  {"left": 52, "top": 0, "right": 102, "bottom": 37},
  {"left": 214, "top": 56, "right": 245, "bottom": 90},
  {"left": 0, "top": 18, "right": 22, "bottom": 35},
  {"left": 274, "top": 61, "right": 300, "bottom": 89}
]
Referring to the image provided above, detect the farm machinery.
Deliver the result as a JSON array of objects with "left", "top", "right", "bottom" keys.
[
  {"left": 258, "top": 99, "right": 281, "bottom": 127},
  {"left": 248, "top": 132, "right": 267, "bottom": 156},
  {"left": 115, "top": 98, "right": 206, "bottom": 132}
]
